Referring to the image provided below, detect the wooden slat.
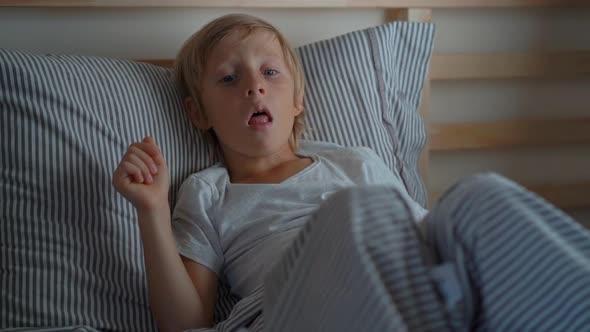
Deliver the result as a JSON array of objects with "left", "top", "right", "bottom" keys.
[
  {"left": 430, "top": 118, "right": 590, "bottom": 151},
  {"left": 1, "top": 0, "right": 588, "bottom": 7},
  {"left": 527, "top": 182, "right": 590, "bottom": 209},
  {"left": 431, "top": 51, "right": 590, "bottom": 80},
  {"left": 386, "top": 8, "right": 432, "bottom": 22},
  {"left": 430, "top": 182, "right": 590, "bottom": 209},
  {"left": 138, "top": 59, "right": 173, "bottom": 67}
]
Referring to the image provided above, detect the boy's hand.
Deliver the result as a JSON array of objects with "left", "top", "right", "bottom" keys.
[{"left": 112, "top": 136, "right": 170, "bottom": 212}]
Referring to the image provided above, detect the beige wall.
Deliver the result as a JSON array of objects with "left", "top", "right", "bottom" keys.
[{"left": 1, "top": 7, "right": 589, "bottom": 226}]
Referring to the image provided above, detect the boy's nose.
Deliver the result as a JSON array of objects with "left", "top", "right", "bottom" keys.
[
  {"left": 246, "top": 86, "right": 265, "bottom": 97},
  {"left": 245, "top": 74, "right": 265, "bottom": 97}
]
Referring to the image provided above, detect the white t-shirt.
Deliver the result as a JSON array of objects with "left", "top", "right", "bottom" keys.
[{"left": 171, "top": 141, "right": 427, "bottom": 298}]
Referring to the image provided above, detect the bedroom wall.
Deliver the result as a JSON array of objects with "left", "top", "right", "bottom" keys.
[{"left": 1, "top": 7, "right": 589, "bottom": 227}]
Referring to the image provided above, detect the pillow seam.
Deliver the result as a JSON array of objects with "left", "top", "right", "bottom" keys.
[{"left": 367, "top": 26, "right": 409, "bottom": 191}]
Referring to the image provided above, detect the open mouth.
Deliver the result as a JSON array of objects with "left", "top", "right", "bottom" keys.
[{"left": 248, "top": 109, "right": 273, "bottom": 127}]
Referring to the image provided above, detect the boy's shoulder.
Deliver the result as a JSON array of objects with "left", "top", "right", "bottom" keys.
[
  {"left": 183, "top": 163, "right": 229, "bottom": 193},
  {"left": 307, "top": 142, "right": 379, "bottom": 163}
]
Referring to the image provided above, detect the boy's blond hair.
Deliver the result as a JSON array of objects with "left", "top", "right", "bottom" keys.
[{"left": 174, "top": 13, "right": 305, "bottom": 153}]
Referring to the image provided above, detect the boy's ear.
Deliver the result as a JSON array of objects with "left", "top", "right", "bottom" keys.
[
  {"left": 293, "top": 94, "right": 304, "bottom": 116},
  {"left": 184, "top": 97, "right": 211, "bottom": 130}
]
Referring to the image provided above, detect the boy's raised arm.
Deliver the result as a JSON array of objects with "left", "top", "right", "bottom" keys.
[
  {"left": 138, "top": 207, "right": 218, "bottom": 331},
  {"left": 112, "top": 136, "right": 217, "bottom": 331}
]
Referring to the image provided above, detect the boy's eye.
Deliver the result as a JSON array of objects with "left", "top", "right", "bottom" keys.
[
  {"left": 221, "top": 74, "right": 236, "bottom": 83},
  {"left": 264, "top": 69, "right": 278, "bottom": 76}
]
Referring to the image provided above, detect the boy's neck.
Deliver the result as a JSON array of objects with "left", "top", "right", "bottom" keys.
[{"left": 221, "top": 143, "right": 308, "bottom": 184}]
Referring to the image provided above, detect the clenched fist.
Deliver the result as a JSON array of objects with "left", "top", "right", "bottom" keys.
[{"left": 112, "top": 136, "right": 170, "bottom": 211}]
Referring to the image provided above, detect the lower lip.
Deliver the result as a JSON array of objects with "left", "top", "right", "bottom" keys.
[{"left": 248, "top": 121, "right": 273, "bottom": 131}]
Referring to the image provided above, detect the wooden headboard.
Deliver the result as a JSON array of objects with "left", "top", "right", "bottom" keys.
[{"left": 2, "top": 0, "right": 589, "bottom": 213}]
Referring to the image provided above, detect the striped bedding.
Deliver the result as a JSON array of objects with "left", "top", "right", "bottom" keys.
[
  {"left": 194, "top": 175, "right": 590, "bottom": 332},
  {"left": 0, "top": 21, "right": 434, "bottom": 331},
  {"left": 4, "top": 175, "right": 590, "bottom": 332}
]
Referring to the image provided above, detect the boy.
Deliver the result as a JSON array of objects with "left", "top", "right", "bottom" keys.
[{"left": 113, "top": 13, "right": 590, "bottom": 332}]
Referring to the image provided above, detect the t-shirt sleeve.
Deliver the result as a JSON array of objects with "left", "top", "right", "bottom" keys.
[
  {"left": 171, "top": 175, "right": 223, "bottom": 276},
  {"left": 355, "top": 147, "right": 429, "bottom": 221}
]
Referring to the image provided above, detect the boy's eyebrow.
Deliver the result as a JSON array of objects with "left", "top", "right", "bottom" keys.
[
  {"left": 206, "top": 46, "right": 286, "bottom": 74},
  {"left": 211, "top": 54, "right": 284, "bottom": 71},
  {"left": 257, "top": 46, "right": 284, "bottom": 59},
  {"left": 262, "top": 53, "right": 284, "bottom": 61},
  {"left": 207, "top": 57, "right": 236, "bottom": 71}
]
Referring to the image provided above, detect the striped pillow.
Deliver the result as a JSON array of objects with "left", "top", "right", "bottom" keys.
[
  {"left": 299, "top": 21, "right": 433, "bottom": 207},
  {"left": 0, "top": 51, "right": 198, "bottom": 331},
  {"left": 0, "top": 21, "right": 433, "bottom": 331}
]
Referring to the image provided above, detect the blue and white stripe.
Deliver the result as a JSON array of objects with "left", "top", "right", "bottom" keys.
[
  {"left": 206, "top": 175, "right": 590, "bottom": 332},
  {"left": 297, "top": 21, "right": 434, "bottom": 208},
  {"left": 426, "top": 174, "right": 590, "bottom": 331},
  {"left": 0, "top": 48, "right": 214, "bottom": 331}
]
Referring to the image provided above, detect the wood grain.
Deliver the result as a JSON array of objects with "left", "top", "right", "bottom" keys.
[
  {"left": 431, "top": 51, "right": 590, "bottom": 80},
  {"left": 429, "top": 118, "right": 590, "bottom": 151},
  {"left": 1, "top": 0, "right": 588, "bottom": 8},
  {"left": 525, "top": 182, "right": 590, "bottom": 209},
  {"left": 431, "top": 182, "right": 590, "bottom": 209}
]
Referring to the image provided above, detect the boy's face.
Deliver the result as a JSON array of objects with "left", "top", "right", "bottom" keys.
[{"left": 194, "top": 29, "right": 301, "bottom": 158}]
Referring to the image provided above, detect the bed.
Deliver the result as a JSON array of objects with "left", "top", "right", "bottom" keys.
[{"left": 1, "top": 1, "right": 589, "bottom": 331}]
